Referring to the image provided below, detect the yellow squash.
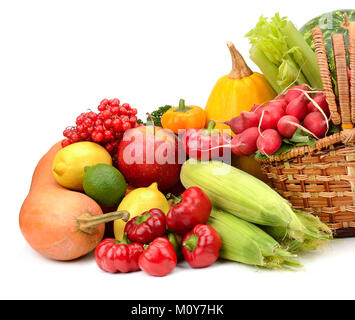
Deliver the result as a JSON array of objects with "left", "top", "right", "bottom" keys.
[{"left": 205, "top": 42, "right": 276, "bottom": 133}]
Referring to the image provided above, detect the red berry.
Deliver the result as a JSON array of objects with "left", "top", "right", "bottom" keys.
[
  {"left": 112, "top": 118, "right": 122, "bottom": 132},
  {"left": 88, "top": 111, "right": 98, "bottom": 121},
  {"left": 102, "top": 109, "right": 111, "bottom": 120},
  {"left": 104, "top": 118, "right": 113, "bottom": 128},
  {"left": 100, "top": 98, "right": 109, "bottom": 106},
  {"left": 105, "top": 143, "right": 114, "bottom": 152},
  {"left": 120, "top": 115, "right": 130, "bottom": 123},
  {"left": 119, "top": 107, "right": 128, "bottom": 115},
  {"left": 129, "top": 116, "right": 137, "bottom": 124},
  {"left": 84, "top": 118, "right": 93, "bottom": 127},
  {"left": 122, "top": 122, "right": 131, "bottom": 130},
  {"left": 130, "top": 108, "right": 137, "bottom": 115},
  {"left": 63, "top": 128, "right": 72, "bottom": 137},
  {"left": 109, "top": 98, "right": 120, "bottom": 107},
  {"left": 104, "top": 130, "right": 113, "bottom": 140},
  {"left": 98, "top": 104, "right": 106, "bottom": 111},
  {"left": 95, "top": 119, "right": 103, "bottom": 126},
  {"left": 80, "top": 132, "right": 89, "bottom": 139},
  {"left": 94, "top": 132, "right": 103, "bottom": 142},
  {"left": 122, "top": 103, "right": 131, "bottom": 110},
  {"left": 76, "top": 124, "right": 85, "bottom": 133},
  {"left": 71, "top": 132, "right": 80, "bottom": 142},
  {"left": 95, "top": 125, "right": 104, "bottom": 133},
  {"left": 61, "top": 139, "right": 71, "bottom": 147},
  {"left": 111, "top": 106, "right": 119, "bottom": 115},
  {"left": 76, "top": 116, "right": 85, "bottom": 125}
]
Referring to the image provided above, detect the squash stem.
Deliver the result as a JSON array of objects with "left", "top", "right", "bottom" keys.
[
  {"left": 227, "top": 42, "right": 253, "bottom": 79},
  {"left": 77, "top": 211, "right": 130, "bottom": 235}
]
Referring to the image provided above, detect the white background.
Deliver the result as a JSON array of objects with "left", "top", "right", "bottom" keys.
[{"left": 1, "top": 0, "right": 354, "bottom": 300}]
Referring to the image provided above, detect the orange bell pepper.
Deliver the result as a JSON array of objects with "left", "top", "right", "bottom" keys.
[{"left": 161, "top": 99, "right": 206, "bottom": 134}]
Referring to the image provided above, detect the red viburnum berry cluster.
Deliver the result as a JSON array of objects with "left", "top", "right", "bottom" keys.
[{"left": 62, "top": 98, "right": 140, "bottom": 157}]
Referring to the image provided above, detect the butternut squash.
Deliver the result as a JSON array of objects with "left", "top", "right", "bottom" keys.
[{"left": 19, "top": 142, "right": 129, "bottom": 261}]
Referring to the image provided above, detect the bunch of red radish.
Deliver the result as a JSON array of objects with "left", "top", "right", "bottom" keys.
[{"left": 223, "top": 84, "right": 330, "bottom": 156}]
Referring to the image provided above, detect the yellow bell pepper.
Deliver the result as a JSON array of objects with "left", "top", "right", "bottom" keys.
[{"left": 114, "top": 182, "right": 170, "bottom": 241}]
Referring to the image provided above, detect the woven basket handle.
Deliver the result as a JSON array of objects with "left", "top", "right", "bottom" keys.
[
  {"left": 350, "top": 22, "right": 355, "bottom": 124},
  {"left": 332, "top": 34, "right": 352, "bottom": 128},
  {"left": 312, "top": 27, "right": 341, "bottom": 125}
]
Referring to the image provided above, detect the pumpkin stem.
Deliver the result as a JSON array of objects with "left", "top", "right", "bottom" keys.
[
  {"left": 227, "top": 42, "right": 253, "bottom": 79},
  {"left": 77, "top": 210, "right": 130, "bottom": 235}
]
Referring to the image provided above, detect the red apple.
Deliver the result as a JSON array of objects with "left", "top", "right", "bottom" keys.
[{"left": 117, "top": 125, "right": 181, "bottom": 191}]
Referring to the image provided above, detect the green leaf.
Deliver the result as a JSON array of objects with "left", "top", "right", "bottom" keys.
[
  {"left": 287, "top": 128, "right": 316, "bottom": 146},
  {"left": 327, "top": 123, "right": 341, "bottom": 135},
  {"left": 144, "top": 105, "right": 172, "bottom": 127}
]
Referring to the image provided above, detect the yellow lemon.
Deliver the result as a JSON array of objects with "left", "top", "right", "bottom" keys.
[
  {"left": 114, "top": 182, "right": 170, "bottom": 241},
  {"left": 52, "top": 142, "right": 112, "bottom": 191}
]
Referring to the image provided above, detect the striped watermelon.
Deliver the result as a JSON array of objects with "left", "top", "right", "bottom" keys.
[{"left": 299, "top": 9, "right": 355, "bottom": 86}]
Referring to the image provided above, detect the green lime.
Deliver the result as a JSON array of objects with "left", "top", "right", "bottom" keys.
[{"left": 83, "top": 164, "right": 127, "bottom": 207}]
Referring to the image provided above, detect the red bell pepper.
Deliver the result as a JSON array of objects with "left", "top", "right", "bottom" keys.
[
  {"left": 138, "top": 237, "right": 177, "bottom": 277},
  {"left": 95, "top": 237, "right": 144, "bottom": 273},
  {"left": 182, "top": 224, "right": 221, "bottom": 268},
  {"left": 182, "top": 120, "right": 231, "bottom": 160},
  {"left": 124, "top": 208, "right": 166, "bottom": 244},
  {"left": 166, "top": 187, "right": 212, "bottom": 234}
]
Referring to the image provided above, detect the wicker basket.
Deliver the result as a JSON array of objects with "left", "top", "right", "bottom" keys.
[{"left": 256, "top": 20, "right": 355, "bottom": 237}]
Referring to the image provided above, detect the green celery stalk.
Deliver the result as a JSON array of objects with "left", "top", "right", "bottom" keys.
[
  {"left": 249, "top": 45, "right": 283, "bottom": 93},
  {"left": 282, "top": 21, "right": 323, "bottom": 89},
  {"left": 277, "top": 55, "right": 308, "bottom": 88},
  {"left": 246, "top": 14, "right": 323, "bottom": 92}
]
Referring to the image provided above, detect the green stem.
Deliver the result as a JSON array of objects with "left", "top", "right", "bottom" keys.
[
  {"left": 77, "top": 210, "right": 130, "bottom": 235},
  {"left": 207, "top": 120, "right": 216, "bottom": 132},
  {"left": 174, "top": 99, "right": 192, "bottom": 113},
  {"left": 168, "top": 233, "right": 181, "bottom": 258},
  {"left": 183, "top": 234, "right": 198, "bottom": 252},
  {"left": 135, "top": 213, "right": 151, "bottom": 225},
  {"left": 116, "top": 233, "right": 130, "bottom": 245}
]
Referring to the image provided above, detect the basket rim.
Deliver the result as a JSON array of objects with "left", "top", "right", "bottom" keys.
[{"left": 255, "top": 128, "right": 355, "bottom": 163}]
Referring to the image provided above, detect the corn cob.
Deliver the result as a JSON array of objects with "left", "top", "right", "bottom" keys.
[
  {"left": 208, "top": 207, "right": 302, "bottom": 269},
  {"left": 181, "top": 160, "right": 332, "bottom": 247}
]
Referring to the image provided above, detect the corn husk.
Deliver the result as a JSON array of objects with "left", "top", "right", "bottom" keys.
[
  {"left": 208, "top": 207, "right": 301, "bottom": 269},
  {"left": 181, "top": 160, "right": 332, "bottom": 248},
  {"left": 264, "top": 210, "right": 332, "bottom": 252}
]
